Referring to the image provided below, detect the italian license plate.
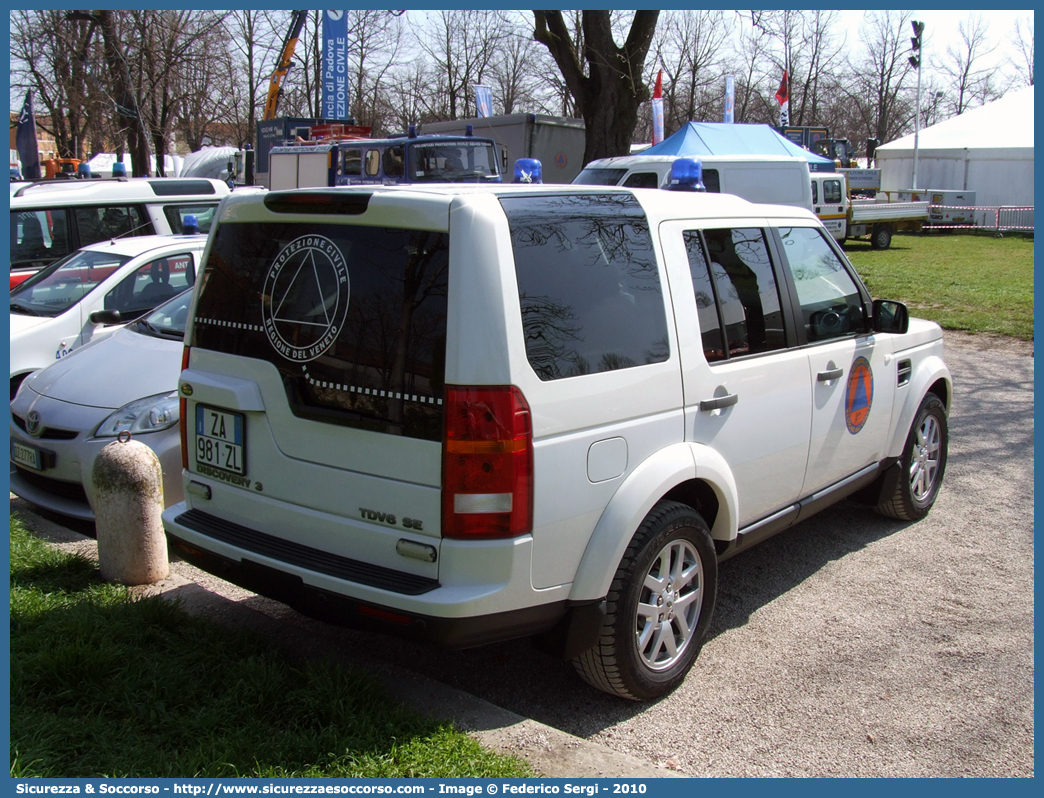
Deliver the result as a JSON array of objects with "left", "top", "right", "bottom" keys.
[
  {"left": 11, "top": 439, "right": 44, "bottom": 471},
  {"left": 194, "top": 405, "right": 245, "bottom": 475}
]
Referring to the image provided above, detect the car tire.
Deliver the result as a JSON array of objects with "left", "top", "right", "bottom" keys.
[
  {"left": 573, "top": 500, "right": 717, "bottom": 700},
  {"left": 877, "top": 394, "right": 948, "bottom": 520},
  {"left": 870, "top": 224, "right": 893, "bottom": 250}
]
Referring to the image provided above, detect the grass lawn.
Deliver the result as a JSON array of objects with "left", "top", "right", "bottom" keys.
[
  {"left": 9, "top": 518, "right": 531, "bottom": 779},
  {"left": 844, "top": 231, "right": 1034, "bottom": 341}
]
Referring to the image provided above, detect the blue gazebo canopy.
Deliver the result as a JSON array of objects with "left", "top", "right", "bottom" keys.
[{"left": 644, "top": 122, "right": 836, "bottom": 172}]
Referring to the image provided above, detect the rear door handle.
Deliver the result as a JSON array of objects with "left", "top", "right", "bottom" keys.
[
  {"left": 700, "top": 393, "right": 739, "bottom": 411},
  {"left": 818, "top": 368, "right": 844, "bottom": 382}
]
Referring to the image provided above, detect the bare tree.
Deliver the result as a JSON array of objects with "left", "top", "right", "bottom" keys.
[
  {"left": 10, "top": 10, "right": 106, "bottom": 160},
  {"left": 649, "top": 10, "right": 732, "bottom": 135},
  {"left": 533, "top": 10, "right": 660, "bottom": 163},
  {"left": 840, "top": 11, "right": 917, "bottom": 150},
  {"left": 729, "top": 16, "right": 775, "bottom": 123},
  {"left": 1008, "top": 16, "right": 1034, "bottom": 87},
  {"left": 419, "top": 10, "right": 511, "bottom": 120},
  {"left": 346, "top": 10, "right": 406, "bottom": 133},
  {"left": 934, "top": 15, "right": 999, "bottom": 115}
]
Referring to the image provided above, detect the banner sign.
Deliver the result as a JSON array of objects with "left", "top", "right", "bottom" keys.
[
  {"left": 322, "top": 11, "right": 349, "bottom": 120},
  {"left": 775, "top": 69, "right": 790, "bottom": 127},
  {"left": 724, "top": 75, "right": 735, "bottom": 123},
  {"left": 475, "top": 85, "right": 493, "bottom": 117},
  {"left": 16, "top": 90, "right": 41, "bottom": 179}
]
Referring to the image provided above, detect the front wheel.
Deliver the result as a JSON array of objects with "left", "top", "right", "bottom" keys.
[
  {"left": 573, "top": 501, "right": 717, "bottom": 700},
  {"left": 877, "top": 394, "right": 948, "bottom": 520}
]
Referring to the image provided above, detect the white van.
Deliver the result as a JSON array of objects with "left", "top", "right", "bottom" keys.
[
  {"left": 573, "top": 153, "right": 814, "bottom": 212},
  {"left": 164, "top": 183, "right": 950, "bottom": 700},
  {"left": 10, "top": 177, "right": 229, "bottom": 287}
]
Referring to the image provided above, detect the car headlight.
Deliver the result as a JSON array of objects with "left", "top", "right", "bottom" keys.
[{"left": 95, "top": 392, "right": 180, "bottom": 437}]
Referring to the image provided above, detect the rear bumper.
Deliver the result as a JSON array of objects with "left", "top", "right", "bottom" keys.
[{"left": 164, "top": 507, "right": 593, "bottom": 651}]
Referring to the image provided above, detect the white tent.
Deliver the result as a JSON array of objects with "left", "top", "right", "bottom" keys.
[{"left": 875, "top": 86, "right": 1034, "bottom": 211}]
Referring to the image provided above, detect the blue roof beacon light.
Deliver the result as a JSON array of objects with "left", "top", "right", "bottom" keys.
[
  {"left": 77, "top": 162, "right": 92, "bottom": 179},
  {"left": 465, "top": 124, "right": 474, "bottom": 137},
  {"left": 183, "top": 214, "right": 200, "bottom": 235},
  {"left": 111, "top": 161, "right": 127, "bottom": 178},
  {"left": 667, "top": 157, "right": 706, "bottom": 191},
  {"left": 513, "top": 158, "right": 542, "bottom": 184}
]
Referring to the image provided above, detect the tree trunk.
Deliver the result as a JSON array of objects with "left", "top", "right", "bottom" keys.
[
  {"left": 87, "top": 10, "right": 153, "bottom": 176},
  {"left": 534, "top": 10, "right": 659, "bottom": 165}
]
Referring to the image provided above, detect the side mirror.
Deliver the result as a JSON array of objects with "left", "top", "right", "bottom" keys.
[
  {"left": 89, "top": 309, "right": 122, "bottom": 325},
  {"left": 872, "top": 299, "right": 909, "bottom": 334}
]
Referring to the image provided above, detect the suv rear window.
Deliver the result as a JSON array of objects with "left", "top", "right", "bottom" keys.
[
  {"left": 500, "top": 193, "right": 669, "bottom": 380},
  {"left": 193, "top": 222, "right": 449, "bottom": 441}
]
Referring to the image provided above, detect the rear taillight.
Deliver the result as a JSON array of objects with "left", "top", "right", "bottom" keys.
[
  {"left": 180, "top": 346, "right": 190, "bottom": 470},
  {"left": 442, "top": 385, "right": 533, "bottom": 539}
]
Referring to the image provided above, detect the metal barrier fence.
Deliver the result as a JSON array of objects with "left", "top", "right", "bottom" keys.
[{"left": 925, "top": 205, "right": 1034, "bottom": 232}]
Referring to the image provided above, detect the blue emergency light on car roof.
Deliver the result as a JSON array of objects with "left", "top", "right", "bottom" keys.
[
  {"left": 183, "top": 214, "right": 199, "bottom": 234},
  {"left": 667, "top": 157, "right": 706, "bottom": 191},
  {"left": 112, "top": 162, "right": 127, "bottom": 177},
  {"left": 513, "top": 158, "right": 542, "bottom": 184}
]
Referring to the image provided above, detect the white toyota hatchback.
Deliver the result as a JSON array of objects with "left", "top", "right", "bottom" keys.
[
  {"left": 10, "top": 234, "right": 207, "bottom": 399},
  {"left": 10, "top": 288, "right": 193, "bottom": 521}
]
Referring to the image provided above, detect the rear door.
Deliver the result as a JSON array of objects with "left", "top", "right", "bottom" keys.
[
  {"left": 660, "top": 220, "right": 812, "bottom": 527},
  {"left": 185, "top": 193, "right": 451, "bottom": 576}
]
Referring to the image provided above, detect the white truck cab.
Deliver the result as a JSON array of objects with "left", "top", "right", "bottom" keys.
[{"left": 163, "top": 183, "right": 950, "bottom": 700}]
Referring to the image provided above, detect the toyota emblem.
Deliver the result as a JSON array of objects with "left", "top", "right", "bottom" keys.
[{"left": 26, "top": 409, "right": 42, "bottom": 437}]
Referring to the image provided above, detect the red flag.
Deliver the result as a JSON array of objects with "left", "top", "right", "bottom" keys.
[
  {"left": 651, "top": 69, "right": 664, "bottom": 144},
  {"left": 775, "top": 70, "right": 789, "bottom": 106}
]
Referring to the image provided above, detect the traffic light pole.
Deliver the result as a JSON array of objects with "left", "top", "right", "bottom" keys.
[
  {"left": 912, "top": 60, "right": 922, "bottom": 191},
  {"left": 910, "top": 21, "right": 924, "bottom": 191}
]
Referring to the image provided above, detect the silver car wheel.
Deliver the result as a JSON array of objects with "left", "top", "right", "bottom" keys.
[
  {"left": 635, "top": 538, "right": 704, "bottom": 672},
  {"left": 910, "top": 413, "right": 942, "bottom": 502}
]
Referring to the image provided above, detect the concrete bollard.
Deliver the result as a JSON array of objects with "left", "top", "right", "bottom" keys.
[{"left": 92, "top": 432, "right": 169, "bottom": 585}]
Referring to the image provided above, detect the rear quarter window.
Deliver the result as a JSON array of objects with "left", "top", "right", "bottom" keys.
[
  {"left": 193, "top": 222, "right": 449, "bottom": 441},
  {"left": 500, "top": 193, "right": 670, "bottom": 381}
]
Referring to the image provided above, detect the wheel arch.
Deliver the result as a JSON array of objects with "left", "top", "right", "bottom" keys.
[
  {"left": 887, "top": 356, "right": 951, "bottom": 459},
  {"left": 568, "top": 442, "right": 738, "bottom": 603}
]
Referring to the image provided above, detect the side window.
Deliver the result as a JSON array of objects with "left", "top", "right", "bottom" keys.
[
  {"left": 163, "top": 204, "right": 217, "bottom": 234},
  {"left": 823, "top": 180, "right": 843, "bottom": 204},
  {"left": 702, "top": 169, "right": 721, "bottom": 193},
  {"left": 702, "top": 228, "right": 786, "bottom": 355},
  {"left": 502, "top": 193, "right": 670, "bottom": 381},
  {"left": 622, "top": 172, "right": 659, "bottom": 189},
  {"left": 11, "top": 209, "right": 71, "bottom": 267},
  {"left": 76, "top": 205, "right": 151, "bottom": 247},
  {"left": 778, "top": 227, "right": 867, "bottom": 342},
  {"left": 811, "top": 180, "right": 819, "bottom": 204},
  {"left": 106, "top": 252, "right": 195, "bottom": 316},
  {"left": 341, "top": 148, "right": 362, "bottom": 176},
  {"left": 682, "top": 231, "right": 726, "bottom": 362},
  {"left": 383, "top": 146, "right": 404, "bottom": 177},
  {"left": 364, "top": 150, "right": 380, "bottom": 176}
]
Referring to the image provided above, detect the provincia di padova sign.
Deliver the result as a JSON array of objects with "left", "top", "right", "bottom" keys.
[{"left": 322, "top": 10, "right": 349, "bottom": 120}]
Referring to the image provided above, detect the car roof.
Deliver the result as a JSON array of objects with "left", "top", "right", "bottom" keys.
[
  {"left": 77, "top": 233, "right": 209, "bottom": 258},
  {"left": 230, "top": 182, "right": 819, "bottom": 225},
  {"left": 10, "top": 177, "right": 229, "bottom": 206}
]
